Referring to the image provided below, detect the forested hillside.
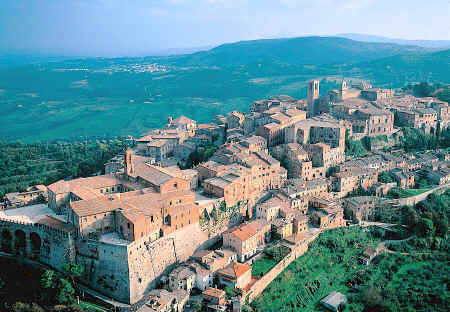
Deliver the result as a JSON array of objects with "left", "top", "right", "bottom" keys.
[
  {"left": 358, "top": 49, "right": 450, "bottom": 86},
  {"left": 168, "top": 36, "right": 428, "bottom": 66},
  {"left": 0, "top": 139, "right": 126, "bottom": 200}
]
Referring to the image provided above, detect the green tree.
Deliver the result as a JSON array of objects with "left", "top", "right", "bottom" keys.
[
  {"left": 41, "top": 267, "right": 78, "bottom": 305},
  {"left": 378, "top": 171, "right": 393, "bottom": 183},
  {"left": 402, "top": 206, "right": 419, "bottom": 228},
  {"left": 12, "top": 302, "right": 45, "bottom": 312},
  {"left": 192, "top": 299, "right": 203, "bottom": 312},
  {"left": 53, "top": 305, "right": 92, "bottom": 312},
  {"left": 41, "top": 269, "right": 57, "bottom": 289},
  {"left": 417, "top": 218, "right": 434, "bottom": 237},
  {"left": 56, "top": 278, "right": 76, "bottom": 305},
  {"left": 362, "top": 286, "right": 384, "bottom": 309},
  {"left": 62, "top": 263, "right": 84, "bottom": 291},
  {"left": 413, "top": 82, "right": 434, "bottom": 97},
  {"left": 434, "top": 217, "right": 448, "bottom": 237}
]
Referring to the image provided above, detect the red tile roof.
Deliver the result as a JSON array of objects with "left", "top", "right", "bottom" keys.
[{"left": 217, "top": 262, "right": 251, "bottom": 280}]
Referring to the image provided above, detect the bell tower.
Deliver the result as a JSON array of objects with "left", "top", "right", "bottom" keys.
[
  {"left": 124, "top": 148, "right": 134, "bottom": 177},
  {"left": 308, "top": 80, "right": 320, "bottom": 117}
]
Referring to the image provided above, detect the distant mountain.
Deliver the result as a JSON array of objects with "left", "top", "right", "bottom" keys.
[
  {"left": 142, "top": 45, "right": 214, "bottom": 57},
  {"left": 0, "top": 53, "right": 75, "bottom": 68},
  {"left": 1, "top": 36, "right": 448, "bottom": 142},
  {"left": 337, "top": 33, "right": 450, "bottom": 50},
  {"left": 170, "top": 36, "right": 429, "bottom": 67},
  {"left": 358, "top": 49, "right": 450, "bottom": 85}
]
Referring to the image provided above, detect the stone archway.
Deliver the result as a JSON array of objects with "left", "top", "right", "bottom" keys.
[
  {"left": 14, "top": 229, "right": 26, "bottom": 256},
  {"left": 1, "top": 229, "right": 12, "bottom": 252},
  {"left": 30, "top": 232, "right": 41, "bottom": 260}
]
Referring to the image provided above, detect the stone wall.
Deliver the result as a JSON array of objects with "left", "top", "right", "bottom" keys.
[
  {"left": 127, "top": 223, "right": 212, "bottom": 304},
  {"left": 243, "top": 233, "right": 319, "bottom": 304},
  {"left": 0, "top": 201, "right": 248, "bottom": 305},
  {"left": 77, "top": 240, "right": 130, "bottom": 304},
  {"left": 0, "top": 219, "right": 75, "bottom": 270},
  {"left": 394, "top": 183, "right": 449, "bottom": 207}
]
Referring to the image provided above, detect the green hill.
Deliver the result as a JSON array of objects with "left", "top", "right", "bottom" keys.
[
  {"left": 0, "top": 37, "right": 448, "bottom": 142},
  {"left": 356, "top": 49, "right": 450, "bottom": 86},
  {"left": 171, "top": 36, "right": 428, "bottom": 66}
]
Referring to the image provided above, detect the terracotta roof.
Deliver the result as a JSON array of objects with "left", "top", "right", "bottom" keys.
[
  {"left": 70, "top": 189, "right": 192, "bottom": 217},
  {"left": 263, "top": 122, "right": 280, "bottom": 130},
  {"left": 147, "top": 139, "right": 168, "bottom": 147},
  {"left": 37, "top": 215, "right": 75, "bottom": 233},
  {"left": 192, "top": 249, "right": 214, "bottom": 259},
  {"left": 48, "top": 175, "right": 121, "bottom": 195},
  {"left": 204, "top": 177, "right": 231, "bottom": 189},
  {"left": 270, "top": 113, "right": 290, "bottom": 124},
  {"left": 284, "top": 108, "right": 306, "bottom": 118},
  {"left": 131, "top": 161, "right": 176, "bottom": 186},
  {"left": 173, "top": 115, "right": 195, "bottom": 124},
  {"left": 225, "top": 220, "right": 267, "bottom": 242},
  {"left": 71, "top": 186, "right": 101, "bottom": 200},
  {"left": 217, "top": 262, "right": 251, "bottom": 281},
  {"left": 363, "top": 248, "right": 376, "bottom": 258},
  {"left": 203, "top": 287, "right": 225, "bottom": 298}
]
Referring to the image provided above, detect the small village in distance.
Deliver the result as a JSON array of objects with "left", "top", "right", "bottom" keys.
[{"left": 1, "top": 79, "right": 449, "bottom": 312}]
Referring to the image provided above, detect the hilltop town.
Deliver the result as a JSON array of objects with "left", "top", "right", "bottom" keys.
[{"left": 1, "top": 79, "right": 449, "bottom": 311}]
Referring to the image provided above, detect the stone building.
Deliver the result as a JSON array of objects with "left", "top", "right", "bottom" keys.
[
  {"left": 136, "top": 129, "right": 187, "bottom": 159},
  {"left": 333, "top": 100, "right": 394, "bottom": 137},
  {"left": 4, "top": 185, "right": 47, "bottom": 209},
  {"left": 286, "top": 117, "right": 346, "bottom": 151},
  {"left": 168, "top": 265, "right": 196, "bottom": 292},
  {"left": 255, "top": 196, "right": 288, "bottom": 221},
  {"left": 196, "top": 123, "right": 226, "bottom": 146},
  {"left": 391, "top": 168, "right": 415, "bottom": 188},
  {"left": 395, "top": 108, "right": 438, "bottom": 133},
  {"left": 427, "top": 168, "right": 450, "bottom": 185},
  {"left": 304, "top": 143, "right": 345, "bottom": 170},
  {"left": 309, "top": 197, "right": 345, "bottom": 230},
  {"left": 255, "top": 108, "right": 307, "bottom": 147},
  {"left": 227, "top": 111, "right": 246, "bottom": 129},
  {"left": 334, "top": 168, "right": 378, "bottom": 197},
  {"left": 222, "top": 220, "right": 271, "bottom": 262},
  {"left": 217, "top": 262, "right": 252, "bottom": 290},
  {"left": 431, "top": 101, "right": 450, "bottom": 130},
  {"left": 360, "top": 88, "right": 394, "bottom": 101},
  {"left": 203, "top": 287, "right": 226, "bottom": 306},
  {"left": 137, "top": 289, "right": 189, "bottom": 312},
  {"left": 201, "top": 144, "right": 287, "bottom": 209},
  {"left": 343, "top": 196, "right": 383, "bottom": 222},
  {"left": 271, "top": 218, "right": 293, "bottom": 239},
  {"left": 167, "top": 115, "right": 197, "bottom": 137},
  {"left": 271, "top": 143, "right": 311, "bottom": 180}
]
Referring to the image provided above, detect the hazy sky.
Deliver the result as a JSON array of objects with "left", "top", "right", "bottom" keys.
[{"left": 1, "top": 0, "right": 449, "bottom": 57}]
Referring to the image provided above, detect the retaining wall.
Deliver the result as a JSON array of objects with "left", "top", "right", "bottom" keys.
[{"left": 244, "top": 232, "right": 321, "bottom": 304}]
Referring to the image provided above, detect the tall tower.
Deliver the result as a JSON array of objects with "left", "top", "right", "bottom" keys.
[
  {"left": 340, "top": 79, "right": 348, "bottom": 101},
  {"left": 341, "top": 79, "right": 347, "bottom": 91},
  {"left": 124, "top": 148, "right": 134, "bottom": 177},
  {"left": 308, "top": 80, "right": 320, "bottom": 117}
]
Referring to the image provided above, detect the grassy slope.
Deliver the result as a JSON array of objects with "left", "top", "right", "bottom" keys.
[
  {"left": 250, "top": 227, "right": 380, "bottom": 311},
  {"left": 250, "top": 227, "right": 449, "bottom": 312}
]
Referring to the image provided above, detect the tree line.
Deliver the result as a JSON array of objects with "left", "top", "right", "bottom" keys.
[{"left": 0, "top": 139, "right": 127, "bottom": 201}]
